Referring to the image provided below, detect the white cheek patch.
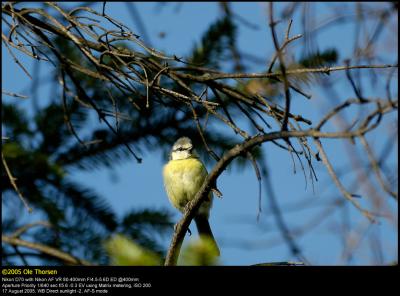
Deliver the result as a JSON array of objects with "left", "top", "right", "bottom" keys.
[{"left": 171, "top": 150, "right": 190, "bottom": 160}]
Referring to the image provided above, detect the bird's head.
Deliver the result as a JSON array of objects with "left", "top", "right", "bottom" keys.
[{"left": 171, "top": 137, "right": 196, "bottom": 160}]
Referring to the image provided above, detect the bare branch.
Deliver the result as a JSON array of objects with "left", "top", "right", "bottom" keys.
[
  {"left": 2, "top": 90, "right": 28, "bottom": 99},
  {"left": 313, "top": 139, "right": 377, "bottom": 222},
  {"left": 2, "top": 235, "right": 93, "bottom": 266},
  {"left": 359, "top": 135, "right": 398, "bottom": 200},
  {"left": 11, "top": 221, "right": 53, "bottom": 238},
  {"left": 2, "top": 152, "right": 33, "bottom": 213}
]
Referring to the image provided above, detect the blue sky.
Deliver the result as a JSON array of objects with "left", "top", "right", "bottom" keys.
[{"left": 2, "top": 2, "right": 398, "bottom": 265}]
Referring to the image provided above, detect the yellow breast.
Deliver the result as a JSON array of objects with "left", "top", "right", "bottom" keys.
[{"left": 163, "top": 157, "right": 211, "bottom": 215}]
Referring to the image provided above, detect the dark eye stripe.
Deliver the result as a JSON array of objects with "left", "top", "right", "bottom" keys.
[{"left": 173, "top": 146, "right": 193, "bottom": 152}]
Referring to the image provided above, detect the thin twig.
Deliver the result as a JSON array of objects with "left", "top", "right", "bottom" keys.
[
  {"left": 313, "top": 139, "right": 375, "bottom": 222},
  {"left": 269, "top": 3, "right": 291, "bottom": 131},
  {"left": 2, "top": 152, "right": 33, "bottom": 213},
  {"left": 11, "top": 221, "right": 53, "bottom": 238},
  {"left": 176, "top": 64, "right": 398, "bottom": 82},
  {"left": 359, "top": 135, "right": 397, "bottom": 200},
  {"left": 2, "top": 90, "right": 28, "bottom": 99}
]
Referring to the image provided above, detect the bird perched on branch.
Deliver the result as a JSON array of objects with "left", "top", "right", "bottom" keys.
[{"left": 163, "top": 137, "right": 220, "bottom": 256}]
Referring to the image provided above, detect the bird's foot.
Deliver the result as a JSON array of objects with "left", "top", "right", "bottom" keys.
[{"left": 212, "top": 187, "right": 223, "bottom": 198}]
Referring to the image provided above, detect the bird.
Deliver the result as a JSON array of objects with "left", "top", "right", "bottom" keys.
[{"left": 163, "top": 136, "right": 220, "bottom": 256}]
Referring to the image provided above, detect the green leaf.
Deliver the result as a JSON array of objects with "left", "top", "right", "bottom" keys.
[
  {"left": 104, "top": 234, "right": 162, "bottom": 266},
  {"left": 179, "top": 236, "right": 220, "bottom": 266}
]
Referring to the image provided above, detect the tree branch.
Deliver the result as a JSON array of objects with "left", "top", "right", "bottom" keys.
[
  {"left": 2, "top": 152, "right": 33, "bottom": 213},
  {"left": 2, "top": 235, "right": 93, "bottom": 266}
]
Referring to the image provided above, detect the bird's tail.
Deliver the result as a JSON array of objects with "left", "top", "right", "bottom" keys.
[{"left": 194, "top": 216, "right": 220, "bottom": 256}]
